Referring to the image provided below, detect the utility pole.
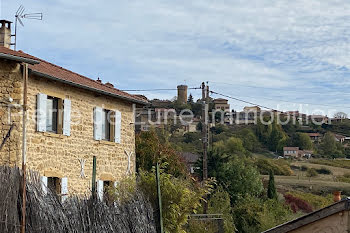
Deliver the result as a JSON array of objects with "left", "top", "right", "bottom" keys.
[
  {"left": 21, "top": 63, "right": 28, "bottom": 233},
  {"left": 201, "top": 82, "right": 209, "bottom": 213}
]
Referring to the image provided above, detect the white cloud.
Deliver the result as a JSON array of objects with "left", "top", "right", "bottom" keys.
[{"left": 2, "top": 0, "right": 350, "bottom": 114}]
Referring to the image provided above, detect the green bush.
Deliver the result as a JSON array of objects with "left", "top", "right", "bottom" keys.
[
  {"left": 111, "top": 166, "right": 214, "bottom": 233},
  {"left": 306, "top": 168, "right": 318, "bottom": 177},
  {"left": 301, "top": 165, "right": 308, "bottom": 171},
  {"left": 315, "top": 167, "right": 332, "bottom": 175},
  {"left": 285, "top": 191, "right": 333, "bottom": 210},
  {"left": 255, "top": 158, "right": 292, "bottom": 176}
]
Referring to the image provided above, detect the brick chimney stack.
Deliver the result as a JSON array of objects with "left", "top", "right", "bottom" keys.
[{"left": 0, "top": 20, "right": 12, "bottom": 49}]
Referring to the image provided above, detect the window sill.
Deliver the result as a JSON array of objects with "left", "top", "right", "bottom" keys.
[
  {"left": 43, "top": 132, "right": 65, "bottom": 139},
  {"left": 98, "top": 140, "right": 116, "bottom": 146}
]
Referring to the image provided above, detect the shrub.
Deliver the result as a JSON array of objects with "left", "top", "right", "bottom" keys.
[
  {"left": 255, "top": 158, "right": 292, "bottom": 176},
  {"left": 111, "top": 165, "right": 214, "bottom": 233},
  {"left": 301, "top": 165, "right": 308, "bottom": 171},
  {"left": 315, "top": 167, "right": 332, "bottom": 175},
  {"left": 306, "top": 168, "right": 318, "bottom": 177},
  {"left": 285, "top": 191, "right": 333, "bottom": 210},
  {"left": 284, "top": 194, "right": 313, "bottom": 213}
]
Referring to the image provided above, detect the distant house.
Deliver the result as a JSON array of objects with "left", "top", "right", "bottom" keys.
[
  {"left": 299, "top": 150, "right": 313, "bottom": 159},
  {"left": 179, "top": 152, "right": 200, "bottom": 174},
  {"left": 307, "top": 133, "right": 322, "bottom": 142},
  {"left": 262, "top": 197, "right": 348, "bottom": 233},
  {"left": 334, "top": 134, "right": 346, "bottom": 144},
  {"left": 283, "top": 147, "right": 300, "bottom": 158},
  {"left": 213, "top": 98, "right": 230, "bottom": 112},
  {"left": 308, "top": 115, "right": 329, "bottom": 124}
]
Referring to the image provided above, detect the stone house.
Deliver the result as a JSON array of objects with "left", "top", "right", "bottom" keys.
[
  {"left": 213, "top": 98, "right": 230, "bottom": 112},
  {"left": 283, "top": 147, "right": 300, "bottom": 158},
  {"left": 263, "top": 197, "right": 350, "bottom": 233},
  {"left": 0, "top": 20, "right": 147, "bottom": 200}
]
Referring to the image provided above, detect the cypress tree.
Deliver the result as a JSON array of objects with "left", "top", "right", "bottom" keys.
[{"left": 267, "top": 170, "right": 278, "bottom": 199}]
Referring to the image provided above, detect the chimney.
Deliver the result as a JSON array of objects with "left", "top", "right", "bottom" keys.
[
  {"left": 0, "top": 20, "right": 12, "bottom": 49},
  {"left": 105, "top": 82, "right": 114, "bottom": 88},
  {"left": 333, "top": 191, "right": 342, "bottom": 202},
  {"left": 177, "top": 85, "right": 188, "bottom": 104}
]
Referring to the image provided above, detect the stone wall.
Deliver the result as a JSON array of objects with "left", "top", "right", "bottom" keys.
[
  {"left": 0, "top": 59, "right": 136, "bottom": 195},
  {"left": 0, "top": 60, "right": 23, "bottom": 167},
  {"left": 291, "top": 211, "right": 349, "bottom": 233}
]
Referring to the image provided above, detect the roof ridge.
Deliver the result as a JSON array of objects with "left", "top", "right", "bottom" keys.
[{"left": 16, "top": 49, "right": 141, "bottom": 100}]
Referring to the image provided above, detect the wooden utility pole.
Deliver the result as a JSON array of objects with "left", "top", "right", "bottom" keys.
[
  {"left": 92, "top": 156, "right": 97, "bottom": 198},
  {"left": 201, "top": 82, "right": 209, "bottom": 213},
  {"left": 21, "top": 63, "right": 28, "bottom": 233},
  {"left": 156, "top": 163, "right": 164, "bottom": 233}
]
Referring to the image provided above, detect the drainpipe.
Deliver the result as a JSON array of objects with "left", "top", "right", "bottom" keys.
[{"left": 21, "top": 63, "right": 28, "bottom": 233}]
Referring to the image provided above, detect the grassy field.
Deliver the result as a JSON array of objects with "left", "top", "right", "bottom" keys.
[{"left": 260, "top": 159, "right": 350, "bottom": 196}]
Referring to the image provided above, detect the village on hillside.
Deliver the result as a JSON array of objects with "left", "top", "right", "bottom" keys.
[{"left": 0, "top": 2, "right": 350, "bottom": 233}]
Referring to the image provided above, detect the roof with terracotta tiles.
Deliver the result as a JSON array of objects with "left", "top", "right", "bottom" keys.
[{"left": 0, "top": 46, "right": 147, "bottom": 104}]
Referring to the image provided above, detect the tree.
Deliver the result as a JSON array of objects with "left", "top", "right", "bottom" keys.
[
  {"left": 207, "top": 186, "right": 236, "bottom": 233},
  {"left": 188, "top": 93, "right": 194, "bottom": 103},
  {"left": 239, "top": 128, "right": 260, "bottom": 152},
  {"left": 319, "top": 132, "right": 339, "bottom": 158},
  {"left": 217, "top": 156, "right": 263, "bottom": 203},
  {"left": 136, "top": 130, "right": 187, "bottom": 177},
  {"left": 295, "top": 133, "right": 313, "bottom": 150},
  {"left": 267, "top": 171, "right": 278, "bottom": 199},
  {"left": 334, "top": 112, "right": 348, "bottom": 119},
  {"left": 112, "top": 167, "right": 213, "bottom": 233},
  {"left": 306, "top": 168, "right": 318, "bottom": 178}
]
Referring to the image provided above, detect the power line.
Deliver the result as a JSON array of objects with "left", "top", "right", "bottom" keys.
[
  {"left": 121, "top": 87, "right": 201, "bottom": 92},
  {"left": 210, "top": 90, "right": 350, "bottom": 110},
  {"left": 210, "top": 90, "right": 278, "bottom": 111},
  {"left": 210, "top": 81, "right": 350, "bottom": 97}
]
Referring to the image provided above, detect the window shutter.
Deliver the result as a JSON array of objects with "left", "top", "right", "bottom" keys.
[
  {"left": 97, "top": 180, "right": 104, "bottom": 201},
  {"left": 41, "top": 176, "right": 48, "bottom": 195},
  {"left": 115, "top": 110, "right": 121, "bottom": 143},
  {"left": 37, "top": 93, "right": 47, "bottom": 132},
  {"left": 94, "top": 107, "right": 102, "bottom": 140},
  {"left": 63, "top": 99, "right": 71, "bottom": 136},
  {"left": 61, "top": 177, "right": 68, "bottom": 202}
]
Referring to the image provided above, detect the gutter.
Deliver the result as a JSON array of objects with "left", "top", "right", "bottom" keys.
[
  {"left": 0, "top": 53, "right": 40, "bottom": 65},
  {"left": 31, "top": 70, "right": 148, "bottom": 105}
]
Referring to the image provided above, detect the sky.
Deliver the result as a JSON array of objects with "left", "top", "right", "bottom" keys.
[{"left": 1, "top": 0, "right": 350, "bottom": 116}]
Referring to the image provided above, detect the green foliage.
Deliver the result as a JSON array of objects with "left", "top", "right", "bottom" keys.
[
  {"left": 294, "top": 133, "right": 313, "bottom": 150},
  {"left": 232, "top": 196, "right": 293, "bottom": 233},
  {"left": 319, "top": 132, "right": 344, "bottom": 158},
  {"left": 238, "top": 128, "right": 260, "bottom": 152},
  {"left": 213, "top": 137, "right": 247, "bottom": 157},
  {"left": 285, "top": 191, "right": 333, "bottom": 210},
  {"left": 208, "top": 186, "right": 236, "bottom": 233},
  {"left": 267, "top": 171, "right": 278, "bottom": 199},
  {"left": 217, "top": 156, "right": 263, "bottom": 203},
  {"left": 311, "top": 159, "right": 350, "bottom": 169},
  {"left": 255, "top": 158, "right": 292, "bottom": 176},
  {"left": 306, "top": 168, "right": 318, "bottom": 177},
  {"left": 256, "top": 118, "right": 288, "bottom": 154},
  {"left": 315, "top": 167, "right": 332, "bottom": 175},
  {"left": 136, "top": 130, "right": 187, "bottom": 177},
  {"left": 137, "top": 166, "right": 214, "bottom": 233}
]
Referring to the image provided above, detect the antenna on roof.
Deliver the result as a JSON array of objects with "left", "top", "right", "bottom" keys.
[{"left": 12, "top": 5, "right": 43, "bottom": 50}]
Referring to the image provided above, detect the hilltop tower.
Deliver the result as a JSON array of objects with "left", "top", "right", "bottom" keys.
[{"left": 177, "top": 85, "right": 188, "bottom": 104}]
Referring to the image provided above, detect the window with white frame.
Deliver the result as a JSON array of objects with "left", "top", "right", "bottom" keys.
[
  {"left": 94, "top": 107, "right": 121, "bottom": 143},
  {"left": 37, "top": 93, "right": 71, "bottom": 136}
]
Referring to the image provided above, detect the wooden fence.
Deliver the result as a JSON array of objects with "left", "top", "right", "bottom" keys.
[{"left": 0, "top": 166, "right": 156, "bottom": 233}]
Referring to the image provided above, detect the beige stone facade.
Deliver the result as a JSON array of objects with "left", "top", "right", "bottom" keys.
[
  {"left": 290, "top": 211, "right": 349, "bottom": 233},
  {"left": 0, "top": 59, "right": 137, "bottom": 196}
]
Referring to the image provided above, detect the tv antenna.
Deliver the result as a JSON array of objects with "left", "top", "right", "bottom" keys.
[{"left": 12, "top": 5, "right": 43, "bottom": 50}]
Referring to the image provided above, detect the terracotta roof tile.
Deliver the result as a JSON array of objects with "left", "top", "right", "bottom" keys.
[{"left": 0, "top": 47, "right": 147, "bottom": 104}]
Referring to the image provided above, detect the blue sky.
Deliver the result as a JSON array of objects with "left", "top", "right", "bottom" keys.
[{"left": 1, "top": 0, "right": 350, "bottom": 116}]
